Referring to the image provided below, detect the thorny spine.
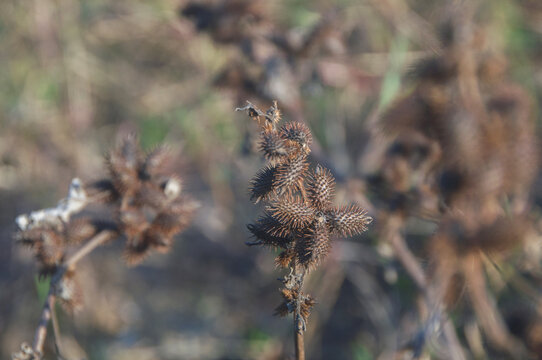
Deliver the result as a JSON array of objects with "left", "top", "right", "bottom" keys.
[
  {"left": 13, "top": 136, "right": 196, "bottom": 360},
  {"left": 239, "top": 101, "right": 372, "bottom": 359}
]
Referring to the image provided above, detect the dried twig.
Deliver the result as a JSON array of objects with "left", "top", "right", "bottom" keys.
[{"left": 32, "top": 230, "right": 113, "bottom": 356}]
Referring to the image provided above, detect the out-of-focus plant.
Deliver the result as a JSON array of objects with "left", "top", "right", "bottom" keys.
[
  {"left": 238, "top": 101, "right": 372, "bottom": 359},
  {"left": 11, "top": 136, "right": 196, "bottom": 360},
  {"left": 365, "top": 10, "right": 540, "bottom": 359},
  {"left": 180, "top": 0, "right": 358, "bottom": 121}
]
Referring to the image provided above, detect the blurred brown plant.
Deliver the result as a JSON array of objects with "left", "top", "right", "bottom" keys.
[
  {"left": 180, "top": 0, "right": 350, "bottom": 121},
  {"left": 366, "top": 13, "right": 540, "bottom": 359},
  {"left": 239, "top": 101, "right": 372, "bottom": 359},
  {"left": 12, "top": 135, "right": 196, "bottom": 360}
]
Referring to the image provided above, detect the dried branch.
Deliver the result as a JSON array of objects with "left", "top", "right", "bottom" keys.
[{"left": 32, "top": 230, "right": 113, "bottom": 357}]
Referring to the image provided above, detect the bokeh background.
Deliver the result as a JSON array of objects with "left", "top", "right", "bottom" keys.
[{"left": 1, "top": 0, "right": 542, "bottom": 359}]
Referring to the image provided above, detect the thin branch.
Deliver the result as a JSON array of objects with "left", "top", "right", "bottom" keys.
[
  {"left": 389, "top": 231, "right": 427, "bottom": 290},
  {"left": 465, "top": 253, "right": 523, "bottom": 356},
  {"left": 292, "top": 262, "right": 306, "bottom": 360},
  {"left": 32, "top": 230, "right": 114, "bottom": 356},
  {"left": 293, "top": 181, "right": 308, "bottom": 360},
  {"left": 49, "top": 299, "right": 62, "bottom": 360},
  {"left": 65, "top": 230, "right": 113, "bottom": 267},
  {"left": 386, "top": 218, "right": 465, "bottom": 360},
  {"left": 50, "top": 296, "right": 65, "bottom": 360},
  {"left": 294, "top": 324, "right": 305, "bottom": 360},
  {"left": 32, "top": 292, "right": 54, "bottom": 357}
]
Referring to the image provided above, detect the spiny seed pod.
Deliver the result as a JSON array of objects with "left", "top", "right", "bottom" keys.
[
  {"left": 260, "top": 129, "right": 288, "bottom": 163},
  {"left": 280, "top": 122, "right": 312, "bottom": 155},
  {"left": 247, "top": 215, "right": 291, "bottom": 247},
  {"left": 33, "top": 230, "right": 65, "bottom": 276},
  {"left": 106, "top": 137, "right": 142, "bottom": 196},
  {"left": 296, "top": 221, "right": 331, "bottom": 269},
  {"left": 250, "top": 164, "right": 278, "bottom": 203},
  {"left": 142, "top": 145, "right": 171, "bottom": 178},
  {"left": 274, "top": 154, "right": 308, "bottom": 194},
  {"left": 307, "top": 165, "right": 335, "bottom": 210},
  {"left": 267, "top": 196, "right": 314, "bottom": 229},
  {"left": 328, "top": 205, "right": 373, "bottom": 237},
  {"left": 249, "top": 155, "right": 309, "bottom": 202}
]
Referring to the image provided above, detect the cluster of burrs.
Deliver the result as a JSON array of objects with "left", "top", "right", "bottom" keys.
[
  {"left": 239, "top": 101, "right": 372, "bottom": 334},
  {"left": 96, "top": 135, "right": 197, "bottom": 264},
  {"left": 13, "top": 136, "right": 195, "bottom": 359}
]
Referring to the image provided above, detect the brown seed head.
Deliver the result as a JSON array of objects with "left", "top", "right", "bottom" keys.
[
  {"left": 267, "top": 195, "right": 314, "bottom": 229},
  {"left": 328, "top": 205, "right": 373, "bottom": 237},
  {"left": 280, "top": 122, "right": 312, "bottom": 156},
  {"left": 307, "top": 165, "right": 335, "bottom": 210},
  {"left": 260, "top": 129, "right": 288, "bottom": 163},
  {"left": 273, "top": 154, "right": 308, "bottom": 195},
  {"left": 296, "top": 221, "right": 331, "bottom": 269}
]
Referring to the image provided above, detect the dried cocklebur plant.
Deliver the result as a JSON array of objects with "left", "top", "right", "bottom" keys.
[
  {"left": 365, "top": 12, "right": 539, "bottom": 359},
  {"left": 12, "top": 135, "right": 196, "bottom": 360},
  {"left": 238, "top": 101, "right": 372, "bottom": 359},
  {"left": 181, "top": 0, "right": 341, "bottom": 121}
]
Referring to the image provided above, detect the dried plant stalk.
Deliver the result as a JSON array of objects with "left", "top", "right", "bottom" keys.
[{"left": 239, "top": 101, "right": 372, "bottom": 359}]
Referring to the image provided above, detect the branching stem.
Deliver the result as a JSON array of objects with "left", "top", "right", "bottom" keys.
[{"left": 32, "top": 230, "right": 114, "bottom": 356}]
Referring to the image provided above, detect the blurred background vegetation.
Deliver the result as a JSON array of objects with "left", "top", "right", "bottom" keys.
[{"left": 1, "top": 0, "right": 541, "bottom": 359}]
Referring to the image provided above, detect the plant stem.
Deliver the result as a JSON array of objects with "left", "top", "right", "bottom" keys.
[
  {"left": 65, "top": 230, "right": 113, "bottom": 267},
  {"left": 292, "top": 262, "right": 306, "bottom": 360},
  {"left": 294, "top": 323, "right": 305, "bottom": 360},
  {"left": 293, "top": 181, "right": 309, "bottom": 360},
  {"left": 33, "top": 292, "right": 53, "bottom": 356},
  {"left": 50, "top": 296, "right": 64, "bottom": 359},
  {"left": 32, "top": 230, "right": 114, "bottom": 356}
]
